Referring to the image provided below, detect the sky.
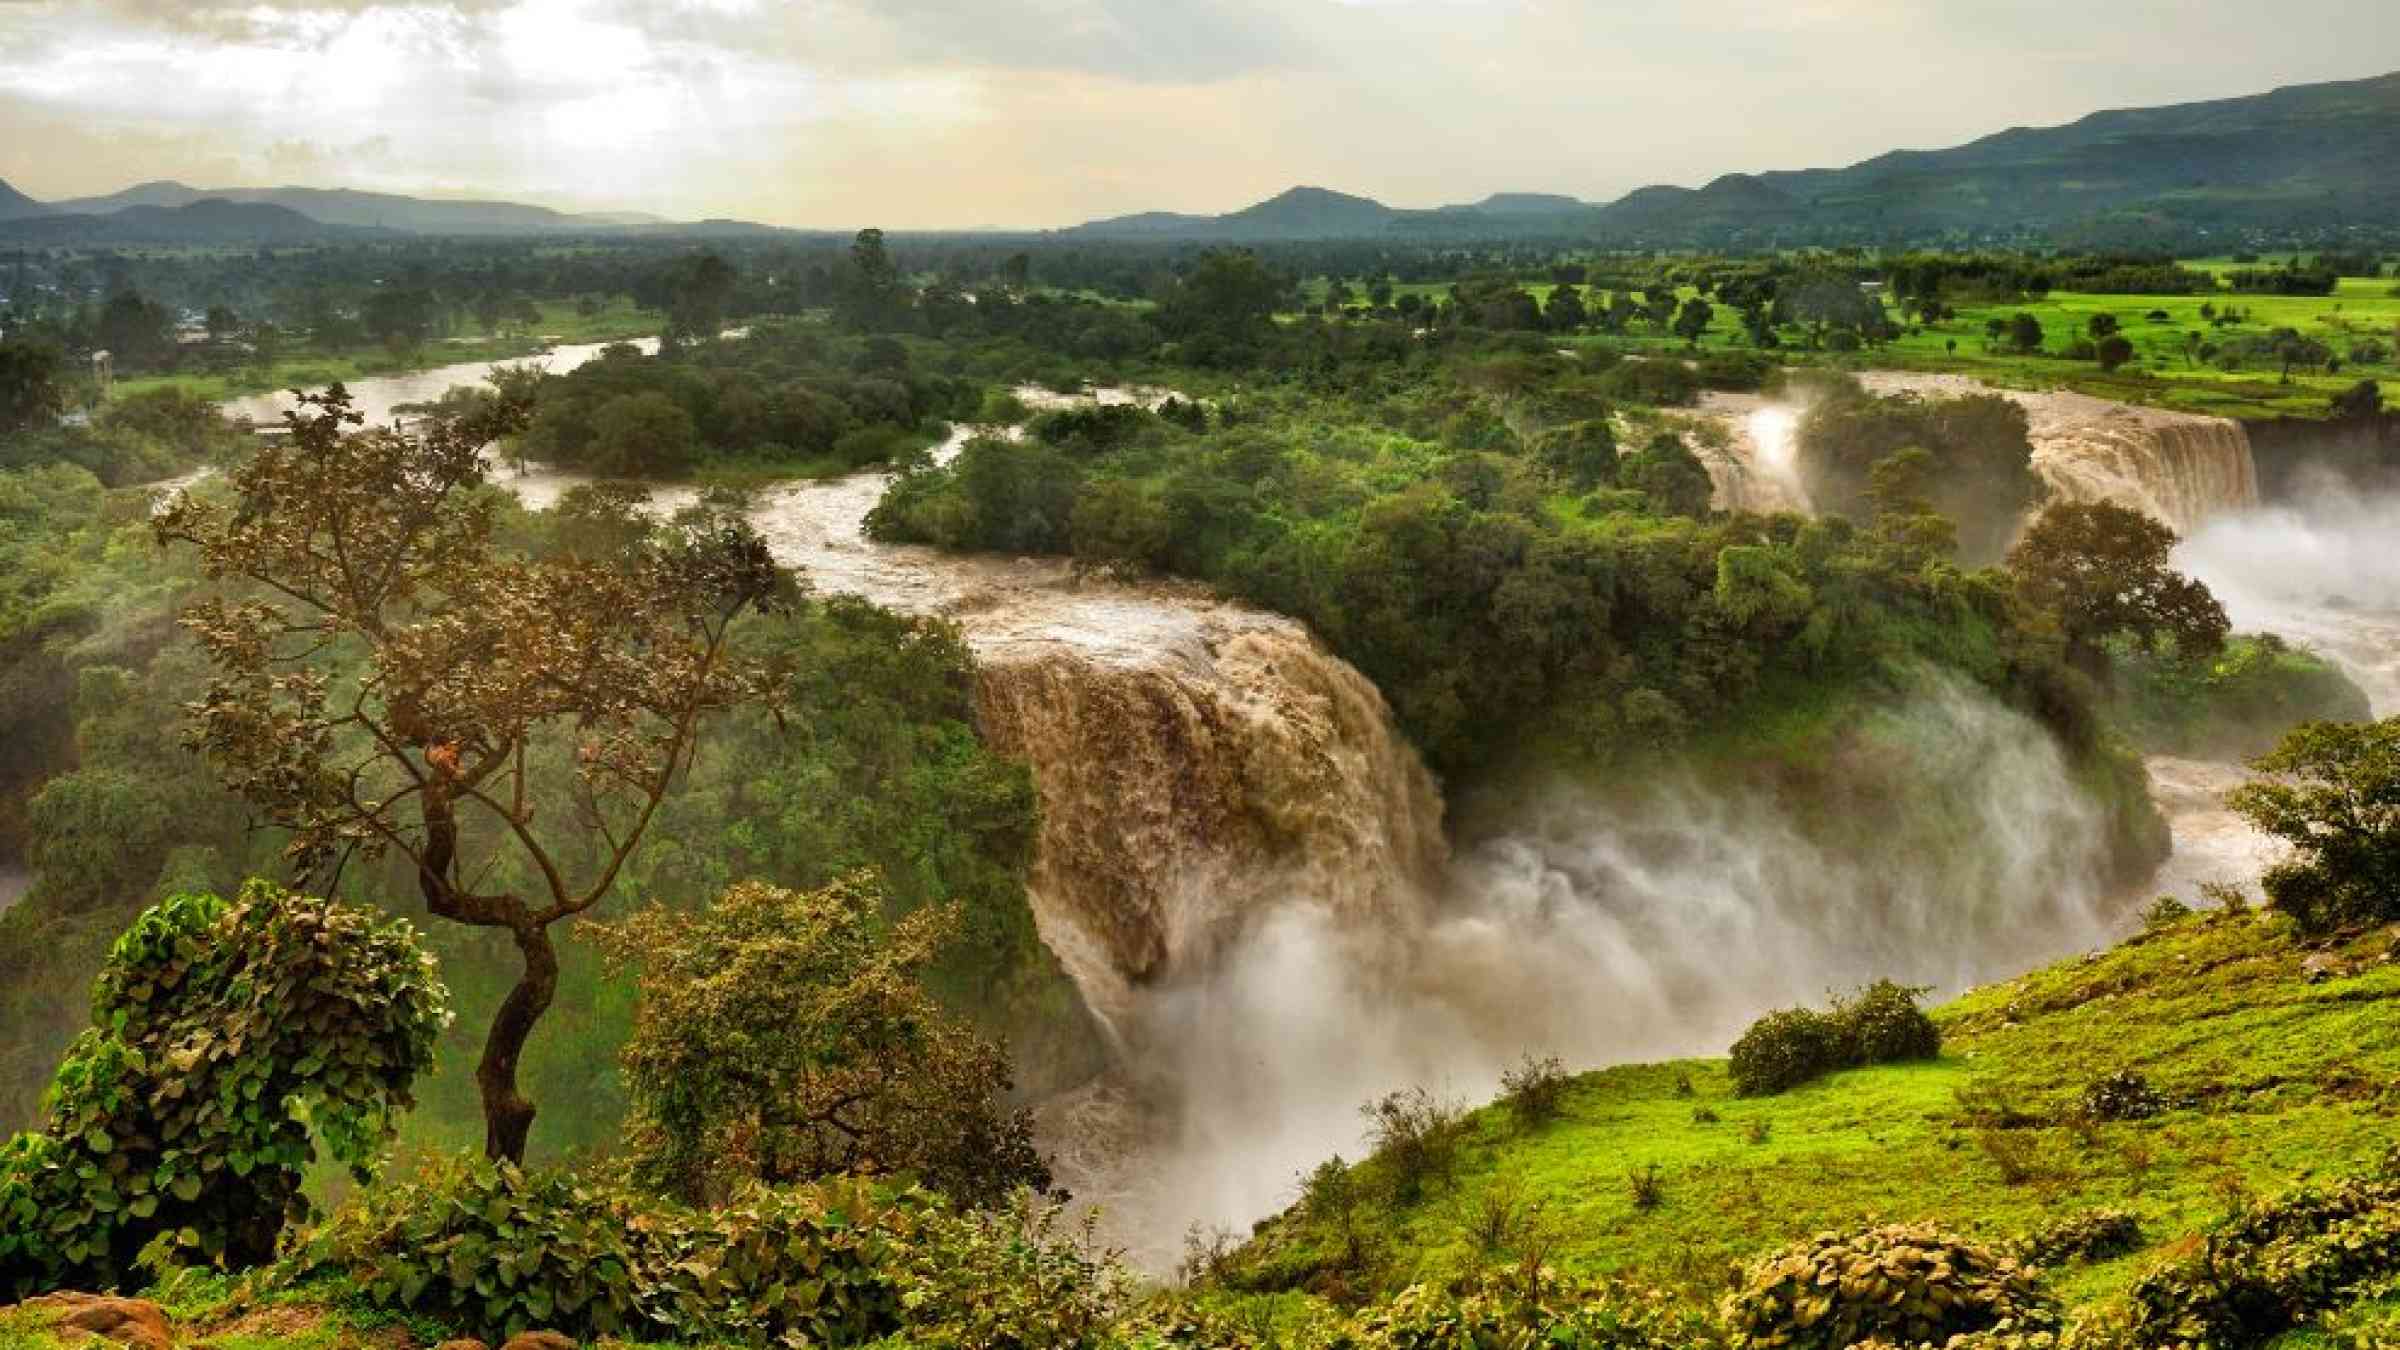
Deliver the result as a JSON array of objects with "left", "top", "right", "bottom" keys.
[{"left": 0, "top": 0, "right": 2395, "bottom": 229}]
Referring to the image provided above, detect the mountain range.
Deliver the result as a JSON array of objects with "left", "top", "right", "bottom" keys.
[
  {"left": 3, "top": 70, "right": 2394, "bottom": 245},
  {"left": 1063, "top": 70, "right": 2400, "bottom": 243}
]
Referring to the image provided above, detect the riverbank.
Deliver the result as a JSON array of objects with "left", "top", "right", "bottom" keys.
[{"left": 108, "top": 297, "right": 663, "bottom": 407}]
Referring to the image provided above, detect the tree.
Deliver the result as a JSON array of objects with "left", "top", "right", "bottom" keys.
[
  {"left": 2096, "top": 334, "right": 2136, "bottom": 371},
  {"left": 0, "top": 337, "right": 63, "bottom": 435},
  {"left": 2271, "top": 329, "right": 2333, "bottom": 383},
  {"left": 97, "top": 290, "right": 172, "bottom": 368},
  {"left": 1533, "top": 419, "right": 1618, "bottom": 491},
  {"left": 204, "top": 305, "right": 238, "bottom": 341},
  {"left": 662, "top": 251, "right": 737, "bottom": 344},
  {"left": 591, "top": 390, "right": 700, "bottom": 477},
  {"left": 2227, "top": 717, "right": 2400, "bottom": 933},
  {"left": 154, "top": 386, "right": 786, "bottom": 1163},
  {"left": 1673, "top": 297, "right": 1715, "bottom": 348},
  {"left": 1155, "top": 250, "right": 1287, "bottom": 363},
  {"left": 2005, "top": 501, "right": 2229, "bottom": 675},
  {"left": 2086, "top": 312, "right": 2121, "bottom": 340},
  {"left": 593, "top": 874, "right": 1049, "bottom": 1208},
  {"left": 2331, "top": 379, "right": 2383, "bottom": 420},
  {"left": 1620, "top": 431, "right": 1713, "bottom": 518},
  {"left": 1543, "top": 283, "right": 1587, "bottom": 332},
  {"left": 0, "top": 883, "right": 447, "bottom": 1293},
  {"left": 837, "top": 229, "right": 901, "bottom": 332},
  {"left": 2007, "top": 312, "right": 2045, "bottom": 354},
  {"left": 362, "top": 286, "right": 437, "bottom": 349}
]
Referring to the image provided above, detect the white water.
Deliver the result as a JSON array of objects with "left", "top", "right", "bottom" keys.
[{"left": 219, "top": 337, "right": 660, "bottom": 431}]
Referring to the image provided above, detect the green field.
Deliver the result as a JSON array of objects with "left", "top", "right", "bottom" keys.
[{"left": 1296, "top": 272, "right": 2400, "bottom": 419}]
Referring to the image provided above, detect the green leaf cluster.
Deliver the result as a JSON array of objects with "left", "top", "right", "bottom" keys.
[{"left": 0, "top": 881, "right": 448, "bottom": 1293}]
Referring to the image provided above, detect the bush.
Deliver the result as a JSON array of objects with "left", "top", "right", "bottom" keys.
[
  {"left": 1731, "top": 982, "right": 1940, "bottom": 1098},
  {"left": 0, "top": 883, "right": 447, "bottom": 1295},
  {"left": 2080, "top": 1070, "right": 2167, "bottom": 1122},
  {"left": 1499, "top": 1053, "right": 1570, "bottom": 1128},
  {"left": 1729, "top": 1008, "right": 1840, "bottom": 1097},
  {"left": 1721, "top": 1223, "right": 2058, "bottom": 1350},
  {"left": 2010, "top": 1208, "right": 2143, "bottom": 1268},
  {"left": 1361, "top": 1087, "right": 1464, "bottom": 1202},
  {"left": 289, "top": 1157, "right": 1122, "bottom": 1347},
  {"left": 2120, "top": 1176, "right": 2400, "bottom": 1349},
  {"left": 1354, "top": 1272, "right": 1707, "bottom": 1350},
  {"left": 1828, "top": 980, "right": 1941, "bottom": 1065}
]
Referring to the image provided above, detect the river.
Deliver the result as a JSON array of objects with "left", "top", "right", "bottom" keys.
[{"left": 218, "top": 335, "right": 662, "bottom": 431}]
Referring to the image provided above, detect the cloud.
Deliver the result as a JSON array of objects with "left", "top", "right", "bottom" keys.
[{"left": 0, "top": 0, "right": 2394, "bottom": 227}]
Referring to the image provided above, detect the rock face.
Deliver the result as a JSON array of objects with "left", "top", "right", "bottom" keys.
[{"left": 23, "top": 1294, "right": 172, "bottom": 1350}]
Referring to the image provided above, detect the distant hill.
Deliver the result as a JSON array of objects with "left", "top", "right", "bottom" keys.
[
  {"left": 1063, "top": 70, "right": 2400, "bottom": 243},
  {"left": 0, "top": 199, "right": 379, "bottom": 245},
  {"left": 42, "top": 182, "right": 664, "bottom": 235},
  {"left": 0, "top": 179, "right": 46, "bottom": 222}
]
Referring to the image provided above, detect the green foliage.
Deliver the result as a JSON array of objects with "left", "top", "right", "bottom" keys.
[
  {"left": 2119, "top": 1176, "right": 2400, "bottom": 1349},
  {"left": 0, "top": 882, "right": 448, "bottom": 1293},
  {"left": 1796, "top": 387, "right": 2040, "bottom": 562},
  {"left": 1499, "top": 1054, "right": 1569, "bottom": 1130},
  {"left": 2007, "top": 502, "right": 2229, "bottom": 673},
  {"left": 1720, "top": 1223, "right": 2057, "bottom": 1350},
  {"left": 1727, "top": 1009, "right": 1840, "bottom": 1098},
  {"left": 590, "top": 874, "right": 1049, "bottom": 1208},
  {"left": 2105, "top": 634, "right": 2371, "bottom": 759},
  {"left": 292, "top": 1158, "right": 1120, "bottom": 1348},
  {"left": 1361, "top": 1088, "right": 1466, "bottom": 1204},
  {"left": 1727, "top": 983, "right": 1940, "bottom": 1098},
  {"left": 2078, "top": 1070, "right": 2166, "bottom": 1123},
  {"left": 2228, "top": 717, "right": 2400, "bottom": 933},
  {"left": 1350, "top": 1273, "right": 1708, "bottom": 1350},
  {"left": 2009, "top": 1209, "right": 2143, "bottom": 1269}
]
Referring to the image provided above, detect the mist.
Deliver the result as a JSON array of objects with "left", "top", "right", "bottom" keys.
[
  {"left": 2174, "top": 478, "right": 2400, "bottom": 715},
  {"left": 1063, "top": 674, "right": 2117, "bottom": 1265}
]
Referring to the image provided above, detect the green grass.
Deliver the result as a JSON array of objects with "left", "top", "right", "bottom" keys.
[{"left": 1229, "top": 910, "right": 2400, "bottom": 1322}]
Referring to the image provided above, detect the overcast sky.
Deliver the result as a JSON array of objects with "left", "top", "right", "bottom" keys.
[{"left": 1, "top": 0, "right": 2394, "bottom": 228}]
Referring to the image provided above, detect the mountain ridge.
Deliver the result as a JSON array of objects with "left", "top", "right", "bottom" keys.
[{"left": 1059, "top": 69, "right": 2400, "bottom": 242}]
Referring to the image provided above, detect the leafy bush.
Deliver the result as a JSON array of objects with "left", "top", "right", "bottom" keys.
[
  {"left": 1353, "top": 1272, "right": 1708, "bottom": 1350},
  {"left": 1729, "top": 1009, "right": 1840, "bottom": 1097},
  {"left": 1731, "top": 982, "right": 1941, "bottom": 1097},
  {"left": 0, "top": 883, "right": 448, "bottom": 1295},
  {"left": 2141, "top": 895, "right": 2192, "bottom": 930},
  {"left": 1361, "top": 1088, "right": 1465, "bottom": 1203},
  {"left": 1499, "top": 1054, "right": 1570, "bottom": 1129},
  {"left": 1721, "top": 1223, "right": 2058, "bottom": 1350},
  {"left": 291, "top": 1157, "right": 1121, "bottom": 1347},
  {"left": 1829, "top": 980, "right": 1941, "bottom": 1066},
  {"left": 2080, "top": 1070, "right": 2167, "bottom": 1122},
  {"left": 2120, "top": 1176, "right": 2400, "bottom": 1348},
  {"left": 2010, "top": 1208, "right": 2143, "bottom": 1268}
]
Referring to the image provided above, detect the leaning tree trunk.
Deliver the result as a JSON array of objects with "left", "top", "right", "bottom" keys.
[{"left": 478, "top": 921, "right": 556, "bottom": 1163}]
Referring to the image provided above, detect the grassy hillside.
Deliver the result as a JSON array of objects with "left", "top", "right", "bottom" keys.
[{"left": 1224, "top": 907, "right": 2400, "bottom": 1325}]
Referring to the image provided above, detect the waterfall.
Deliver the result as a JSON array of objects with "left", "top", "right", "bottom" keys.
[
  {"left": 2024, "top": 408, "right": 2259, "bottom": 537},
  {"left": 1700, "top": 375, "right": 2261, "bottom": 536},
  {"left": 969, "top": 614, "right": 1448, "bottom": 1029}
]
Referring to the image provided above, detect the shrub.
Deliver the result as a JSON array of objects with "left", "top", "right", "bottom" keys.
[
  {"left": 1625, "top": 1165, "right": 1665, "bottom": 1212},
  {"left": 1828, "top": 980, "right": 1941, "bottom": 1066},
  {"left": 1721, "top": 1223, "right": 2058, "bottom": 1350},
  {"left": 2010, "top": 1208, "right": 2144, "bottom": 1268},
  {"left": 0, "top": 883, "right": 447, "bottom": 1295},
  {"left": 2120, "top": 1176, "right": 2400, "bottom": 1348},
  {"left": 2141, "top": 895, "right": 2192, "bottom": 929},
  {"left": 1728, "top": 1008, "right": 1840, "bottom": 1097},
  {"left": 1500, "top": 1053, "right": 1570, "bottom": 1128},
  {"left": 1731, "top": 982, "right": 1940, "bottom": 1098},
  {"left": 2081, "top": 1070, "right": 2167, "bottom": 1122},
  {"left": 1361, "top": 1087, "right": 1464, "bottom": 1202},
  {"left": 290, "top": 1157, "right": 1121, "bottom": 1347},
  {"left": 1354, "top": 1272, "right": 1706, "bottom": 1350},
  {"left": 1976, "top": 1129, "right": 2055, "bottom": 1186}
]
